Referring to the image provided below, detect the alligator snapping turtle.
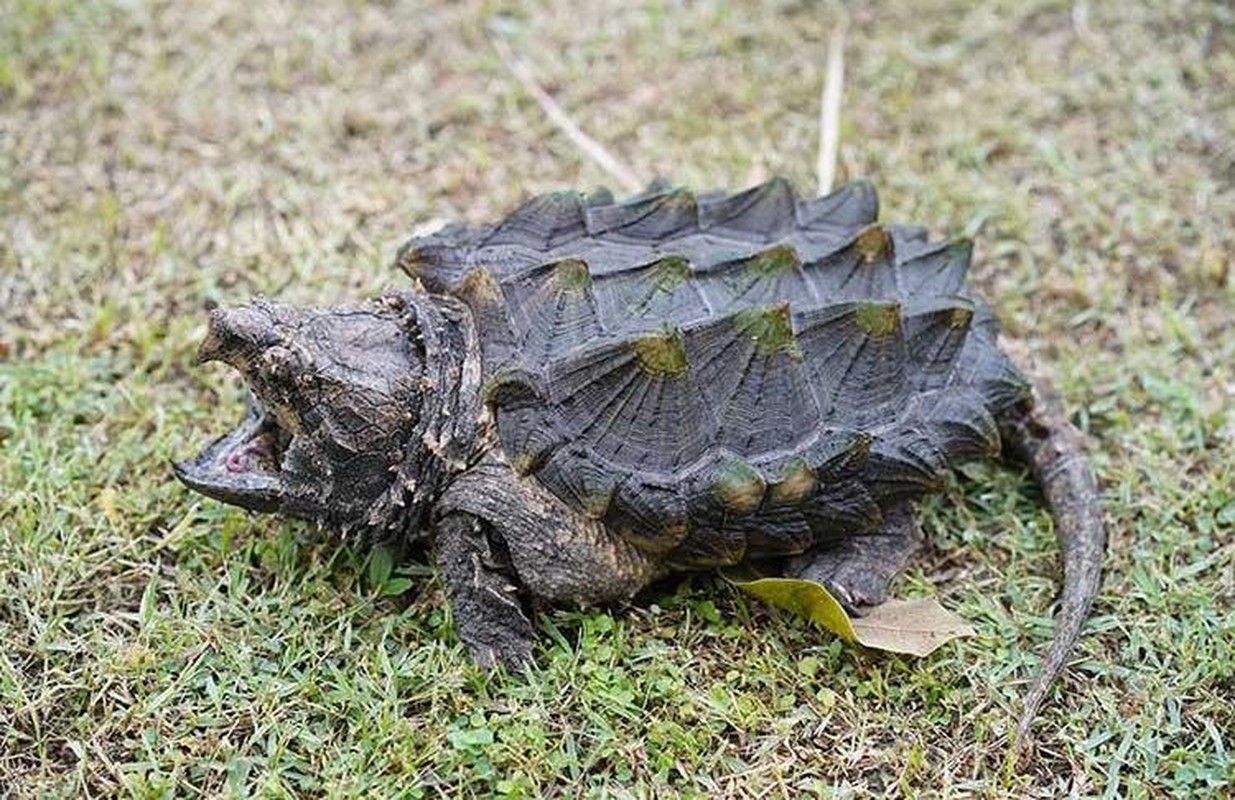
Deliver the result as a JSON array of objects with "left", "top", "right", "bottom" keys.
[{"left": 175, "top": 179, "right": 1103, "bottom": 738}]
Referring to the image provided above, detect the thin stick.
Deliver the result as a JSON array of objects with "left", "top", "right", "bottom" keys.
[
  {"left": 1071, "top": 1, "right": 1099, "bottom": 48},
  {"left": 817, "top": 18, "right": 848, "bottom": 195},
  {"left": 491, "top": 36, "right": 643, "bottom": 194}
]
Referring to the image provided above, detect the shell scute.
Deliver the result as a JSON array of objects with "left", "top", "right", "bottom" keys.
[
  {"left": 699, "top": 176, "right": 799, "bottom": 240},
  {"left": 485, "top": 190, "right": 588, "bottom": 250},
  {"left": 591, "top": 255, "right": 708, "bottom": 332},
  {"left": 585, "top": 188, "right": 700, "bottom": 242}
]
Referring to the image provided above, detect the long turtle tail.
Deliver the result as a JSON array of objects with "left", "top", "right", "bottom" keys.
[{"left": 998, "top": 378, "right": 1105, "bottom": 746}]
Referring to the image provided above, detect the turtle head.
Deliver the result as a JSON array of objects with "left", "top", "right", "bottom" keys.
[{"left": 174, "top": 293, "right": 473, "bottom": 539}]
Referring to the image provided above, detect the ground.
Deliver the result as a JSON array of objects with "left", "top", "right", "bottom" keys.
[{"left": 1, "top": 0, "right": 1233, "bottom": 797}]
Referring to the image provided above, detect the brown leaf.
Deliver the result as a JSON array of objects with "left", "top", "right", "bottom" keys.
[
  {"left": 848, "top": 597, "right": 976, "bottom": 657},
  {"left": 724, "top": 573, "right": 975, "bottom": 657}
]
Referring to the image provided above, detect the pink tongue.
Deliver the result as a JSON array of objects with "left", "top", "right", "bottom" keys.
[
  {"left": 226, "top": 438, "right": 271, "bottom": 473},
  {"left": 225, "top": 450, "right": 249, "bottom": 473}
]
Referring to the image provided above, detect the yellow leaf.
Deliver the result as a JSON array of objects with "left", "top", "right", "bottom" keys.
[{"left": 724, "top": 573, "right": 975, "bottom": 658}]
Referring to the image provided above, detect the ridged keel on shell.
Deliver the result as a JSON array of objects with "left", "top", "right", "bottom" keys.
[{"left": 400, "top": 179, "right": 1031, "bottom": 567}]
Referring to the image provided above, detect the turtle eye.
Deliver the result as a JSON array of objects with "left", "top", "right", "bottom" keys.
[
  {"left": 259, "top": 345, "right": 304, "bottom": 382},
  {"left": 249, "top": 344, "right": 316, "bottom": 438}
]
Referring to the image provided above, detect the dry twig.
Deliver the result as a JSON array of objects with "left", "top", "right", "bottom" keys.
[
  {"left": 817, "top": 17, "right": 848, "bottom": 195},
  {"left": 491, "top": 35, "right": 643, "bottom": 194},
  {"left": 1071, "top": 1, "right": 1100, "bottom": 48}
]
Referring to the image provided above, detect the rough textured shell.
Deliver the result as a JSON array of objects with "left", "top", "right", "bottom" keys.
[{"left": 399, "top": 179, "right": 1030, "bottom": 567}]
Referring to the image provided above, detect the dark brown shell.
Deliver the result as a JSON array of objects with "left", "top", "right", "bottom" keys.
[{"left": 398, "top": 179, "right": 1029, "bottom": 568}]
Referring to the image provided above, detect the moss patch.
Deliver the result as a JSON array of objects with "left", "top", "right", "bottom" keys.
[
  {"left": 747, "top": 243, "right": 801, "bottom": 276},
  {"left": 854, "top": 301, "right": 902, "bottom": 337},
  {"left": 710, "top": 458, "right": 766, "bottom": 513},
  {"left": 633, "top": 329, "right": 688, "bottom": 376},
  {"left": 552, "top": 258, "right": 592, "bottom": 293},
  {"left": 734, "top": 303, "right": 797, "bottom": 355},
  {"left": 854, "top": 225, "right": 893, "bottom": 264}
]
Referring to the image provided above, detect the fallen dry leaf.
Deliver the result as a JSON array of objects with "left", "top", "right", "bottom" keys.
[{"left": 724, "top": 573, "right": 975, "bottom": 657}]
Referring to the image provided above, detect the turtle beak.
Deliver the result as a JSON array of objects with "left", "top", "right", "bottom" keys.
[
  {"left": 172, "top": 390, "right": 289, "bottom": 513},
  {"left": 194, "top": 324, "right": 227, "bottom": 365},
  {"left": 175, "top": 302, "right": 297, "bottom": 512}
]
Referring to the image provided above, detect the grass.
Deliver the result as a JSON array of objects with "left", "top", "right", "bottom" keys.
[{"left": 1, "top": 0, "right": 1233, "bottom": 796}]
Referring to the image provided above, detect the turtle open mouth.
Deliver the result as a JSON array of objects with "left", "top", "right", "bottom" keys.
[{"left": 173, "top": 390, "right": 293, "bottom": 512}]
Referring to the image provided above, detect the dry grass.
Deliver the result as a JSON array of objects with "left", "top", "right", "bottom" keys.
[{"left": 2, "top": 0, "right": 1233, "bottom": 796}]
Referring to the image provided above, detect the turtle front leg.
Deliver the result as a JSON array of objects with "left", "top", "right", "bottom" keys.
[
  {"left": 434, "top": 511, "right": 536, "bottom": 670},
  {"left": 789, "top": 502, "right": 923, "bottom": 611},
  {"left": 434, "top": 454, "right": 667, "bottom": 669}
]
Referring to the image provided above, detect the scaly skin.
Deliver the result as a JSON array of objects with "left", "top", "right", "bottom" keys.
[{"left": 998, "top": 381, "right": 1105, "bottom": 746}]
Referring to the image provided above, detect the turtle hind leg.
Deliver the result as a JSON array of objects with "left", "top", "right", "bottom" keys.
[
  {"left": 435, "top": 511, "right": 535, "bottom": 670},
  {"left": 789, "top": 502, "right": 923, "bottom": 612}
]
